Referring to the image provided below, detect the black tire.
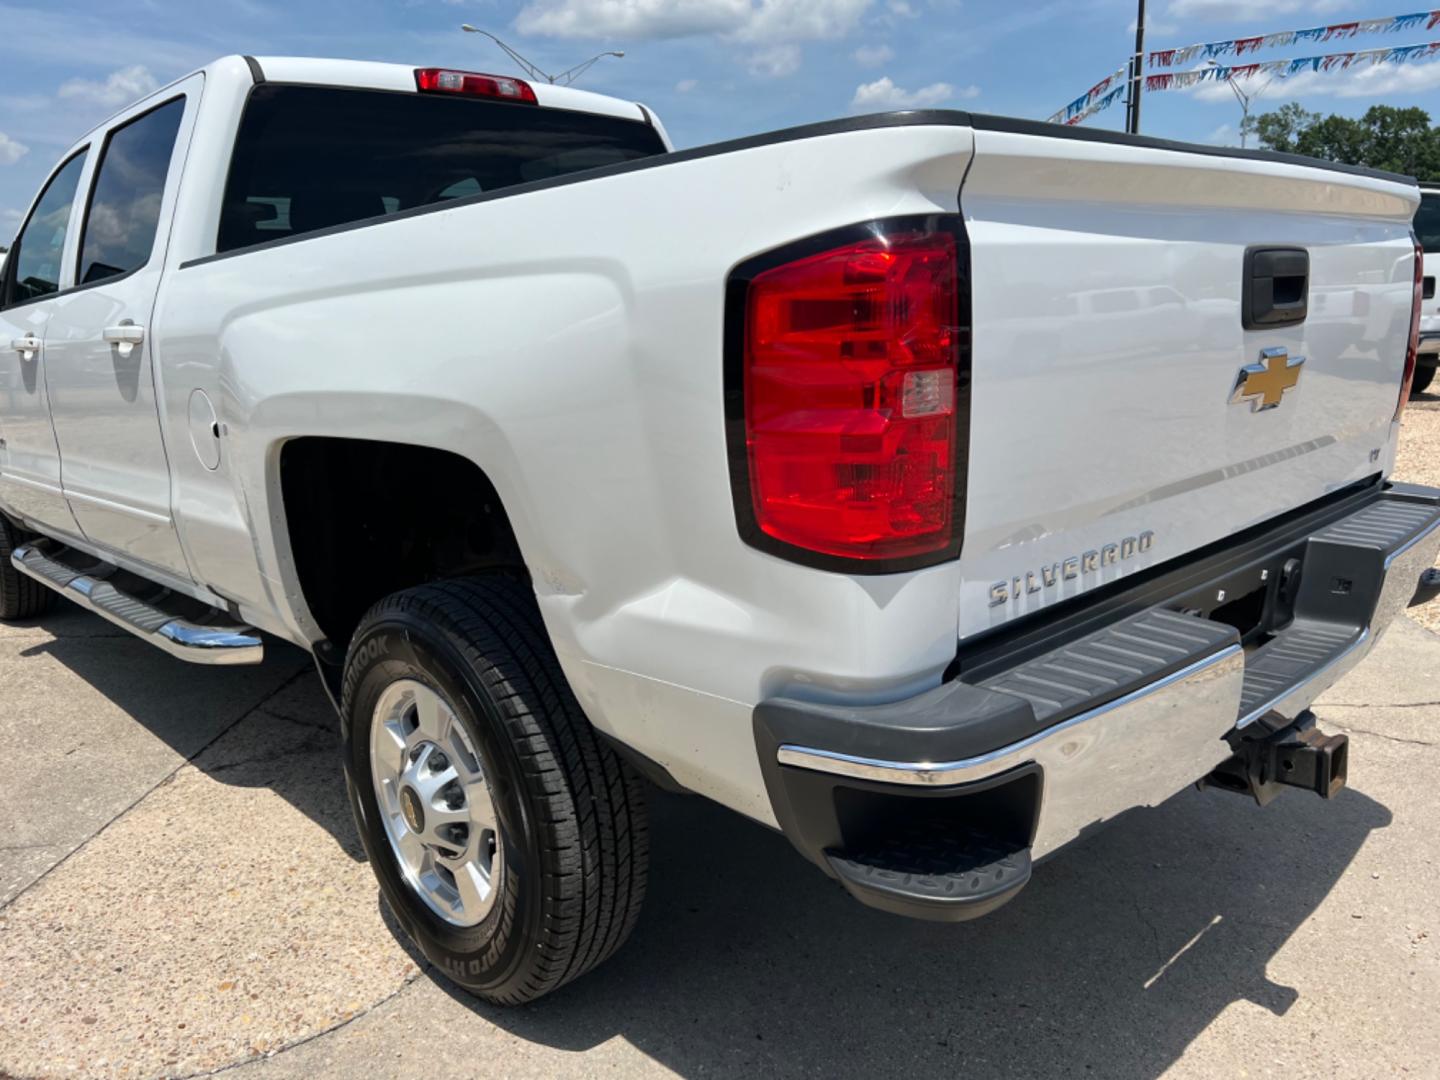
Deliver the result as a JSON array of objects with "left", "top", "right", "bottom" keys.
[
  {"left": 0, "top": 516, "right": 52, "bottom": 620},
  {"left": 341, "top": 576, "right": 649, "bottom": 1004},
  {"left": 1412, "top": 365, "right": 1436, "bottom": 396}
]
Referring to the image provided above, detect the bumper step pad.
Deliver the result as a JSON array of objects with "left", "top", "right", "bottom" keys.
[
  {"left": 979, "top": 608, "right": 1236, "bottom": 727},
  {"left": 825, "top": 822, "right": 1032, "bottom": 922},
  {"left": 1236, "top": 489, "right": 1440, "bottom": 726},
  {"left": 1237, "top": 620, "right": 1359, "bottom": 724}
]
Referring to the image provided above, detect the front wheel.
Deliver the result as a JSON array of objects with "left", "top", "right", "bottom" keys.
[
  {"left": 341, "top": 577, "right": 649, "bottom": 1004},
  {"left": 0, "top": 516, "right": 52, "bottom": 621},
  {"left": 1412, "top": 364, "right": 1436, "bottom": 396}
]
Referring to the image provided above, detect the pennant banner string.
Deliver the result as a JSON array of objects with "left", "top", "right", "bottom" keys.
[
  {"left": 1149, "top": 10, "right": 1440, "bottom": 68},
  {"left": 1045, "top": 64, "right": 1128, "bottom": 124},
  {"left": 1063, "top": 84, "right": 1126, "bottom": 126},
  {"left": 1144, "top": 40, "right": 1440, "bottom": 93}
]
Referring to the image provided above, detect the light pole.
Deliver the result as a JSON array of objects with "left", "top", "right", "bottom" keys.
[
  {"left": 1207, "top": 59, "right": 1276, "bottom": 148},
  {"left": 460, "top": 25, "right": 624, "bottom": 86}
]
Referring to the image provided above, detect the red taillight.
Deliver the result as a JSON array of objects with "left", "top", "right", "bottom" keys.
[
  {"left": 734, "top": 222, "right": 967, "bottom": 567},
  {"left": 1399, "top": 232, "right": 1424, "bottom": 420},
  {"left": 414, "top": 68, "right": 537, "bottom": 104}
]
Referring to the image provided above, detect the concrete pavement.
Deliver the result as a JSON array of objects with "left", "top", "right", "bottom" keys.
[{"left": 1, "top": 603, "right": 1438, "bottom": 1079}]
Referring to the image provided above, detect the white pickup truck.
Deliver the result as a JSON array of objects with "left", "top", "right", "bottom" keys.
[{"left": 3, "top": 55, "right": 1438, "bottom": 1004}]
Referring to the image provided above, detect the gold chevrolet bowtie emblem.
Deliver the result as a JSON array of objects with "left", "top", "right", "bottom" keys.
[{"left": 1230, "top": 347, "right": 1305, "bottom": 412}]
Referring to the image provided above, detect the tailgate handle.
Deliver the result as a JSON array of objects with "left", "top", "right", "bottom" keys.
[{"left": 1243, "top": 247, "right": 1309, "bottom": 330}]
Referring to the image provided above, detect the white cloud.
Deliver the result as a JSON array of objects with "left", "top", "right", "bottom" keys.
[
  {"left": 736, "top": 0, "right": 871, "bottom": 42},
  {"left": 886, "top": 0, "right": 916, "bottom": 15},
  {"left": 854, "top": 43, "right": 894, "bottom": 67},
  {"left": 1206, "top": 122, "right": 1234, "bottom": 144},
  {"left": 1283, "top": 60, "right": 1440, "bottom": 99},
  {"left": 1185, "top": 59, "right": 1440, "bottom": 106},
  {"left": 1130, "top": 16, "right": 1179, "bottom": 36},
  {"left": 1167, "top": 0, "right": 1303, "bottom": 19},
  {"left": 1166, "top": 0, "right": 1345, "bottom": 19},
  {"left": 515, "top": 0, "right": 871, "bottom": 41},
  {"left": 58, "top": 65, "right": 160, "bottom": 108},
  {"left": 675, "top": 78, "right": 699, "bottom": 92},
  {"left": 0, "top": 132, "right": 29, "bottom": 167},
  {"left": 851, "top": 75, "right": 965, "bottom": 110},
  {"left": 748, "top": 43, "right": 801, "bottom": 77}
]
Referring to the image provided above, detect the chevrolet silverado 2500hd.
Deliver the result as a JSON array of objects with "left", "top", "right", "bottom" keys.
[{"left": 3, "top": 55, "right": 1438, "bottom": 1004}]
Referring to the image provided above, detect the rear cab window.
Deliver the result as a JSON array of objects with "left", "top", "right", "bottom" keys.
[
  {"left": 216, "top": 85, "right": 667, "bottom": 254},
  {"left": 78, "top": 97, "right": 186, "bottom": 285}
]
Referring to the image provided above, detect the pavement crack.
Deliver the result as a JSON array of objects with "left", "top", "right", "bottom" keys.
[
  {"left": 1332, "top": 723, "right": 1438, "bottom": 748},
  {"left": 204, "top": 738, "right": 334, "bottom": 774},
  {"left": 0, "top": 664, "right": 314, "bottom": 915},
  {"left": 260, "top": 709, "right": 338, "bottom": 736},
  {"left": 181, "top": 966, "right": 428, "bottom": 1079},
  {"left": 1132, "top": 895, "right": 1164, "bottom": 964},
  {"left": 1324, "top": 699, "right": 1440, "bottom": 710}
]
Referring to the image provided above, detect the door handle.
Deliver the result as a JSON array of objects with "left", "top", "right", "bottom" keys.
[
  {"left": 103, "top": 323, "right": 145, "bottom": 358},
  {"left": 9, "top": 335, "right": 40, "bottom": 359}
]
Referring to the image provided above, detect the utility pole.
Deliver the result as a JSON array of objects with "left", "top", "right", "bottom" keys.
[{"left": 1127, "top": 0, "right": 1146, "bottom": 134}]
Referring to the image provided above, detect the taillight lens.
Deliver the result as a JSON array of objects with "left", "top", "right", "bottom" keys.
[
  {"left": 414, "top": 68, "right": 538, "bottom": 103},
  {"left": 1398, "top": 232, "right": 1424, "bottom": 420},
  {"left": 732, "top": 221, "right": 967, "bottom": 568}
]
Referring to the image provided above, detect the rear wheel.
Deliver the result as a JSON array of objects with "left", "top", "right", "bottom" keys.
[
  {"left": 0, "top": 517, "right": 52, "bottom": 621},
  {"left": 1412, "top": 365, "right": 1435, "bottom": 396},
  {"left": 341, "top": 576, "right": 648, "bottom": 1004}
]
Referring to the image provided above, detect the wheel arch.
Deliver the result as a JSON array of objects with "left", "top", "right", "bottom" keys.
[{"left": 277, "top": 436, "right": 528, "bottom": 654}]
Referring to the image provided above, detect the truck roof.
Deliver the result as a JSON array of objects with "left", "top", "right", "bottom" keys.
[
  {"left": 247, "top": 56, "right": 650, "bottom": 124},
  {"left": 70, "top": 53, "right": 653, "bottom": 145}
]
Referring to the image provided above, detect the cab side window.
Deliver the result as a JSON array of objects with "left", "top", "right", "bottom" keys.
[
  {"left": 77, "top": 97, "right": 185, "bottom": 285},
  {"left": 3, "top": 151, "right": 88, "bottom": 308}
]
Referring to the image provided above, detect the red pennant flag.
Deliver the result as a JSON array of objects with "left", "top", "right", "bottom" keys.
[
  {"left": 1323, "top": 22, "right": 1359, "bottom": 40},
  {"left": 1234, "top": 37, "right": 1263, "bottom": 55}
]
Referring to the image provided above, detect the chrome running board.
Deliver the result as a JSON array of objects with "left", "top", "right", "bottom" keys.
[{"left": 11, "top": 540, "right": 263, "bottom": 665}]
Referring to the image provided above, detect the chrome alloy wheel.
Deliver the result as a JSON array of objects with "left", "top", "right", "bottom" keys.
[{"left": 370, "top": 679, "right": 503, "bottom": 927}]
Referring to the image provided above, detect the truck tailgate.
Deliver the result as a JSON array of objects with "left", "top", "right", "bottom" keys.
[{"left": 957, "top": 124, "right": 1419, "bottom": 639}]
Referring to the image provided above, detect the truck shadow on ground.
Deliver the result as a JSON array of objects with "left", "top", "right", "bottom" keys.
[
  {"left": 431, "top": 781, "right": 1391, "bottom": 1079},
  {"left": 18, "top": 605, "right": 362, "bottom": 860},
  {"left": 20, "top": 606, "right": 1396, "bottom": 1078}
]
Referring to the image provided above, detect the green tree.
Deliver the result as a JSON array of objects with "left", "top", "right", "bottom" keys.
[
  {"left": 1248, "top": 102, "right": 1319, "bottom": 153},
  {"left": 1249, "top": 101, "right": 1440, "bottom": 177}
]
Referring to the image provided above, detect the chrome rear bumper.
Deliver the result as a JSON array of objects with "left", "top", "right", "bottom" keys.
[
  {"left": 777, "top": 645, "right": 1246, "bottom": 858},
  {"left": 756, "top": 483, "right": 1440, "bottom": 918}
]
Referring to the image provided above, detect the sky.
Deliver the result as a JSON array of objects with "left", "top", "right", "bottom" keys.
[{"left": 4, "top": 0, "right": 1440, "bottom": 237}]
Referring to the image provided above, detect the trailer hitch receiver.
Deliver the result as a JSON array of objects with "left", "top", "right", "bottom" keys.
[{"left": 1200, "top": 710, "right": 1348, "bottom": 807}]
